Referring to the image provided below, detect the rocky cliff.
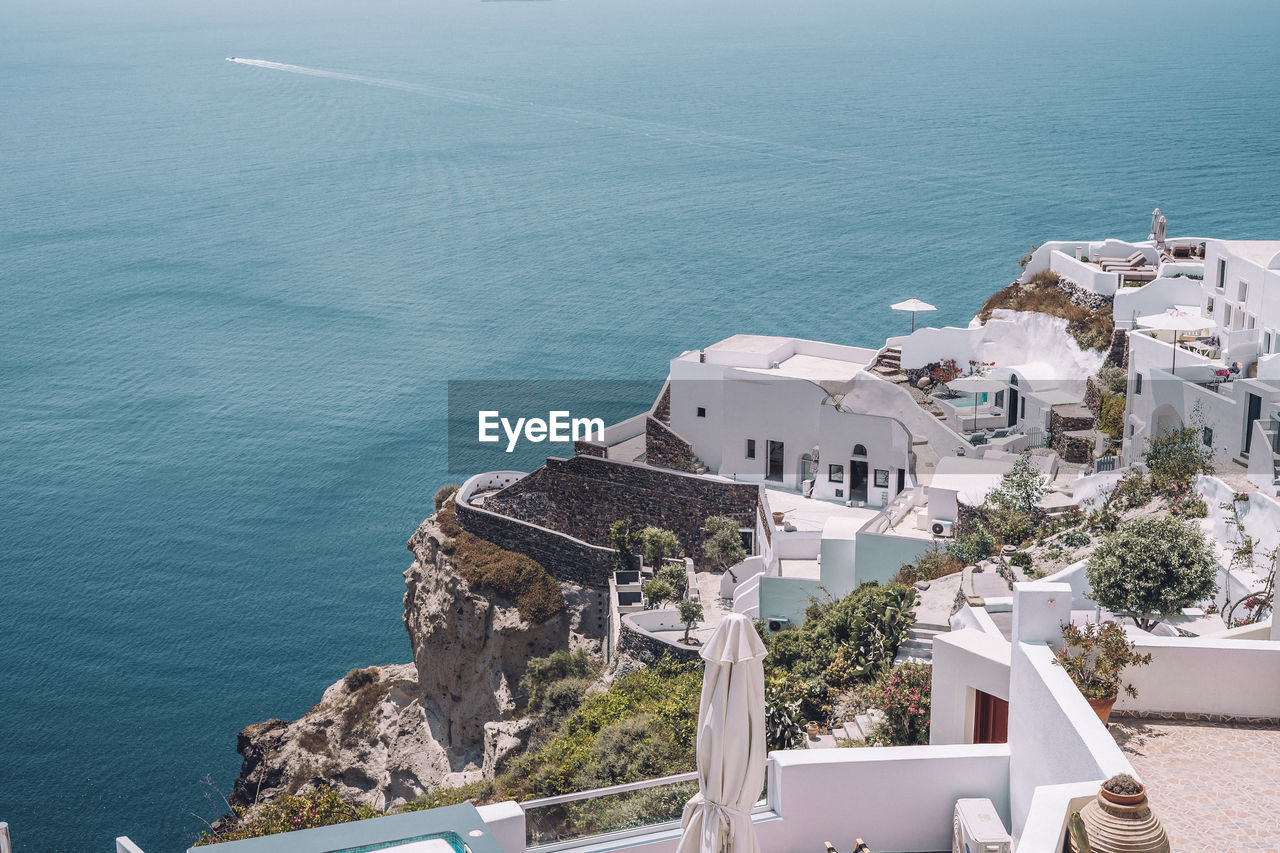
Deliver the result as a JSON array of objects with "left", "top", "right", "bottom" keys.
[{"left": 228, "top": 509, "right": 606, "bottom": 811}]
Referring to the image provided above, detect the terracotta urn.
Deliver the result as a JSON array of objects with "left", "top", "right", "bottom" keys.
[
  {"left": 806, "top": 721, "right": 819, "bottom": 740},
  {"left": 1069, "top": 784, "right": 1169, "bottom": 853},
  {"left": 772, "top": 511, "right": 786, "bottom": 525},
  {"left": 1087, "top": 695, "right": 1117, "bottom": 725}
]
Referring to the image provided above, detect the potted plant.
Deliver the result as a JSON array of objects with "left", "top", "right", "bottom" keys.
[
  {"left": 1069, "top": 774, "right": 1169, "bottom": 853},
  {"left": 1053, "top": 621, "right": 1152, "bottom": 724}
]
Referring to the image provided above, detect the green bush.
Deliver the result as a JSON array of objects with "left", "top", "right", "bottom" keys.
[
  {"left": 893, "top": 542, "right": 963, "bottom": 585},
  {"left": 610, "top": 519, "right": 643, "bottom": 572},
  {"left": 343, "top": 667, "right": 379, "bottom": 692},
  {"left": 1060, "top": 531, "right": 1090, "bottom": 548},
  {"left": 765, "top": 679, "right": 804, "bottom": 750},
  {"left": 1099, "top": 391, "right": 1126, "bottom": 440},
  {"left": 194, "top": 787, "right": 379, "bottom": 845},
  {"left": 433, "top": 483, "right": 459, "bottom": 511},
  {"left": 762, "top": 583, "right": 916, "bottom": 721},
  {"left": 436, "top": 505, "right": 564, "bottom": 623},
  {"left": 950, "top": 524, "right": 996, "bottom": 566},
  {"left": 399, "top": 781, "right": 495, "bottom": 813},
  {"left": 640, "top": 526, "right": 680, "bottom": 568},
  {"left": 520, "top": 650, "right": 599, "bottom": 711},
  {"left": 1144, "top": 425, "right": 1213, "bottom": 493},
  {"left": 542, "top": 677, "right": 594, "bottom": 725},
  {"left": 1008, "top": 550, "right": 1033, "bottom": 569},
  {"left": 654, "top": 563, "right": 687, "bottom": 599},
  {"left": 1097, "top": 366, "right": 1128, "bottom": 395},
  {"left": 870, "top": 663, "right": 931, "bottom": 746},
  {"left": 642, "top": 578, "right": 674, "bottom": 607},
  {"left": 1087, "top": 515, "right": 1217, "bottom": 630}
]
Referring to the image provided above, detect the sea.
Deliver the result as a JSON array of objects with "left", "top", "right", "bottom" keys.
[{"left": 1, "top": 0, "right": 1278, "bottom": 849}]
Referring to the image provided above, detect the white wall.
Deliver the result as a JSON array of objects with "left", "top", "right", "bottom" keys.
[
  {"left": 477, "top": 802, "right": 525, "bottom": 853},
  {"left": 1119, "top": 635, "right": 1280, "bottom": 718},
  {"left": 930, "top": 630, "right": 1012, "bottom": 746},
  {"left": 1112, "top": 275, "right": 1205, "bottom": 328},
  {"left": 1049, "top": 251, "right": 1118, "bottom": 296}
]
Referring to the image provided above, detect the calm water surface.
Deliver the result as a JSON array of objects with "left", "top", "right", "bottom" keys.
[{"left": 2, "top": 0, "right": 1278, "bottom": 849}]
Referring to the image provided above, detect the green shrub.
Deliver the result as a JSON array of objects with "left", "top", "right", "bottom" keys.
[
  {"left": 1060, "top": 531, "right": 1090, "bottom": 548},
  {"left": 950, "top": 524, "right": 996, "bottom": 566},
  {"left": 194, "top": 787, "right": 378, "bottom": 845},
  {"left": 435, "top": 505, "right": 563, "bottom": 622},
  {"left": 762, "top": 583, "right": 916, "bottom": 721},
  {"left": 433, "top": 483, "right": 459, "bottom": 511},
  {"left": 654, "top": 563, "right": 688, "bottom": 599},
  {"left": 520, "top": 650, "right": 599, "bottom": 711},
  {"left": 703, "top": 515, "right": 746, "bottom": 570},
  {"left": 343, "top": 667, "right": 379, "bottom": 692},
  {"left": 1097, "top": 366, "right": 1128, "bottom": 395},
  {"left": 765, "top": 679, "right": 804, "bottom": 750},
  {"left": 642, "top": 578, "right": 674, "bottom": 607},
  {"left": 1008, "top": 550, "right": 1033, "bottom": 569},
  {"left": 1144, "top": 425, "right": 1213, "bottom": 493},
  {"left": 640, "top": 527, "right": 680, "bottom": 568},
  {"left": 399, "top": 781, "right": 495, "bottom": 812},
  {"left": 893, "top": 542, "right": 963, "bottom": 585},
  {"left": 1087, "top": 515, "right": 1217, "bottom": 630},
  {"left": 870, "top": 664, "right": 931, "bottom": 746},
  {"left": 678, "top": 598, "right": 704, "bottom": 644},
  {"left": 1099, "top": 391, "right": 1126, "bottom": 440},
  {"left": 543, "top": 677, "right": 594, "bottom": 725}
]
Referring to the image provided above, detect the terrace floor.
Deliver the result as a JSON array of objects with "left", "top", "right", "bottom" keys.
[{"left": 1110, "top": 717, "right": 1280, "bottom": 851}]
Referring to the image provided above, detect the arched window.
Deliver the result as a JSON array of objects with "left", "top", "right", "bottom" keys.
[
  {"left": 852, "top": 444, "right": 868, "bottom": 457},
  {"left": 1009, "top": 374, "right": 1018, "bottom": 386}
]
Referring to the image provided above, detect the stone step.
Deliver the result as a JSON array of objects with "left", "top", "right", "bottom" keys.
[{"left": 804, "top": 733, "right": 837, "bottom": 749}]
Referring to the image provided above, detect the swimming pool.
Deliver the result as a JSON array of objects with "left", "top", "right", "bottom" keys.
[{"left": 328, "top": 831, "right": 467, "bottom": 853}]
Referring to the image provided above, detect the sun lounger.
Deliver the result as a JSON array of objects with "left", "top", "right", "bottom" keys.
[{"left": 1098, "top": 251, "right": 1148, "bottom": 271}]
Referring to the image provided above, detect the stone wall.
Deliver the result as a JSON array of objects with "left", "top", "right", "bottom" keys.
[
  {"left": 645, "top": 416, "right": 694, "bottom": 471},
  {"left": 480, "top": 454, "right": 760, "bottom": 566},
  {"left": 1105, "top": 327, "right": 1129, "bottom": 369},
  {"left": 454, "top": 499, "right": 616, "bottom": 587},
  {"left": 1084, "top": 376, "right": 1103, "bottom": 420},
  {"left": 617, "top": 618, "right": 701, "bottom": 665},
  {"left": 573, "top": 440, "right": 607, "bottom": 458}
]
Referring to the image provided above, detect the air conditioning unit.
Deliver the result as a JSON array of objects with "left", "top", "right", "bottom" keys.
[
  {"left": 952, "top": 798, "right": 1010, "bottom": 853},
  {"left": 931, "top": 519, "right": 954, "bottom": 537},
  {"left": 766, "top": 616, "right": 791, "bottom": 633}
]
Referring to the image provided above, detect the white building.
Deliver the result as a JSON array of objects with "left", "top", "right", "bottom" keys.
[
  {"left": 1121, "top": 239, "right": 1280, "bottom": 489},
  {"left": 667, "top": 335, "right": 916, "bottom": 506}
]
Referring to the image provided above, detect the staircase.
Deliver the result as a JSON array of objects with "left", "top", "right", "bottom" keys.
[
  {"left": 829, "top": 709, "right": 886, "bottom": 745},
  {"left": 871, "top": 346, "right": 904, "bottom": 378},
  {"left": 892, "top": 620, "right": 949, "bottom": 666}
]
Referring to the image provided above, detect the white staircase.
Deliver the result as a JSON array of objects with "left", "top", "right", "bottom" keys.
[{"left": 893, "top": 620, "right": 949, "bottom": 666}]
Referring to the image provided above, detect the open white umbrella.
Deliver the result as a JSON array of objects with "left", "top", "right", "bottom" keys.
[
  {"left": 1136, "top": 307, "right": 1209, "bottom": 372},
  {"left": 676, "top": 612, "right": 768, "bottom": 853},
  {"left": 946, "top": 374, "right": 1007, "bottom": 432},
  {"left": 891, "top": 298, "right": 937, "bottom": 332}
]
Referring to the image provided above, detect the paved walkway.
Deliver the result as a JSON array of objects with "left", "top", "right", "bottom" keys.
[{"left": 1110, "top": 717, "right": 1280, "bottom": 851}]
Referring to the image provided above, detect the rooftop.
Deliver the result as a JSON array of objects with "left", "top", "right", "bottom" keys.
[{"left": 1111, "top": 717, "right": 1280, "bottom": 852}]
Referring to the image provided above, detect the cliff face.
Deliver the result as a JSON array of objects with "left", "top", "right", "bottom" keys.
[{"left": 228, "top": 510, "right": 606, "bottom": 811}]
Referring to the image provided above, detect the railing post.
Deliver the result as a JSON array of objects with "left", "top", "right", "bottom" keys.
[
  {"left": 115, "top": 837, "right": 146, "bottom": 853},
  {"left": 0, "top": 821, "right": 12, "bottom": 853}
]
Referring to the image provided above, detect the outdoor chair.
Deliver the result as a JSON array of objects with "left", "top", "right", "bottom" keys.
[
  {"left": 1098, "top": 251, "right": 1146, "bottom": 270},
  {"left": 969, "top": 433, "right": 988, "bottom": 446},
  {"left": 990, "top": 428, "right": 1010, "bottom": 439}
]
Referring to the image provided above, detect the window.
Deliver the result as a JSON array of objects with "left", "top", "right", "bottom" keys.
[
  {"left": 1224, "top": 305, "right": 1233, "bottom": 326},
  {"left": 852, "top": 444, "right": 867, "bottom": 457},
  {"left": 745, "top": 439, "right": 756, "bottom": 459},
  {"left": 994, "top": 390, "right": 1005, "bottom": 408},
  {"left": 1248, "top": 314, "right": 1257, "bottom": 330},
  {"left": 1238, "top": 279, "right": 1249, "bottom": 302},
  {"left": 1129, "top": 424, "right": 1135, "bottom": 437},
  {"left": 696, "top": 406, "right": 706, "bottom": 418},
  {"left": 1207, "top": 297, "right": 1215, "bottom": 315},
  {"left": 1009, "top": 374, "right": 1019, "bottom": 386},
  {"left": 1267, "top": 333, "right": 1273, "bottom": 353},
  {"left": 828, "top": 463, "right": 845, "bottom": 483},
  {"left": 874, "top": 469, "right": 890, "bottom": 489},
  {"left": 1135, "top": 373, "right": 1143, "bottom": 395},
  {"left": 1217, "top": 258, "right": 1227, "bottom": 289},
  {"left": 1020, "top": 397, "right": 1026, "bottom": 418},
  {"left": 1203, "top": 427, "right": 1213, "bottom": 447}
]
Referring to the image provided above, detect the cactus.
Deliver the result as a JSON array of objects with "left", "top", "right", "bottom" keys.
[{"left": 1067, "top": 811, "right": 1092, "bottom": 853}]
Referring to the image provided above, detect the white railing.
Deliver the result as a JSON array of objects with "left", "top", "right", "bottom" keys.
[{"left": 0, "top": 822, "right": 11, "bottom": 853}]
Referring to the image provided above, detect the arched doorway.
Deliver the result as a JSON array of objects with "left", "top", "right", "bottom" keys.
[
  {"left": 849, "top": 444, "right": 869, "bottom": 503},
  {"left": 1007, "top": 375, "right": 1020, "bottom": 428}
]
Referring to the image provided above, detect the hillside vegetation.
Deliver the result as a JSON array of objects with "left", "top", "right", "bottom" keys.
[{"left": 978, "top": 270, "right": 1113, "bottom": 350}]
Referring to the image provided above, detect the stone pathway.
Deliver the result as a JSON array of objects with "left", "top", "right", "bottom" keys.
[{"left": 1110, "top": 717, "right": 1280, "bottom": 851}]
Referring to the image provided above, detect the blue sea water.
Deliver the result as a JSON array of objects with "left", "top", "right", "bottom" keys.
[{"left": 2, "top": 0, "right": 1278, "bottom": 849}]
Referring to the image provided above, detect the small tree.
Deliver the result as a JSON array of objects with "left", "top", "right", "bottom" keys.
[
  {"left": 642, "top": 578, "right": 674, "bottom": 608},
  {"left": 1087, "top": 516, "right": 1217, "bottom": 630},
  {"left": 678, "top": 598, "right": 704, "bottom": 644},
  {"left": 654, "top": 563, "right": 688, "bottom": 599},
  {"left": 703, "top": 515, "right": 746, "bottom": 571},
  {"left": 987, "top": 453, "right": 1048, "bottom": 516},
  {"left": 610, "top": 519, "right": 643, "bottom": 572},
  {"left": 640, "top": 526, "right": 680, "bottom": 568},
  {"left": 1144, "top": 424, "right": 1213, "bottom": 493}
]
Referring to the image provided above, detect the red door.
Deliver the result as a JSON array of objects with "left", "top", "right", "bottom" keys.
[{"left": 973, "top": 690, "right": 1008, "bottom": 744}]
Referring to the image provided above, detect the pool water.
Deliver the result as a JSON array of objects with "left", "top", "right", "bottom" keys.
[{"left": 330, "top": 832, "right": 467, "bottom": 853}]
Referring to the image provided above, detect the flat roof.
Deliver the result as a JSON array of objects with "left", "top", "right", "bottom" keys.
[
  {"left": 766, "top": 488, "right": 880, "bottom": 533},
  {"left": 930, "top": 457, "right": 1013, "bottom": 505},
  {"left": 706, "top": 333, "right": 792, "bottom": 354},
  {"left": 1216, "top": 239, "right": 1280, "bottom": 268}
]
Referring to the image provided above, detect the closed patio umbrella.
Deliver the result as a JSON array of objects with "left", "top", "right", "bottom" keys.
[
  {"left": 946, "top": 374, "right": 1007, "bottom": 432},
  {"left": 891, "top": 298, "right": 937, "bottom": 332},
  {"left": 1136, "top": 308, "right": 1209, "bottom": 373},
  {"left": 676, "top": 612, "right": 768, "bottom": 853}
]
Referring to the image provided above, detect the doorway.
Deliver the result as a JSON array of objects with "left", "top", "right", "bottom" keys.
[
  {"left": 849, "top": 459, "right": 868, "bottom": 503},
  {"left": 766, "top": 440, "right": 785, "bottom": 481},
  {"left": 973, "top": 690, "right": 1008, "bottom": 744},
  {"left": 1244, "top": 393, "right": 1262, "bottom": 456},
  {"left": 1006, "top": 388, "right": 1019, "bottom": 428}
]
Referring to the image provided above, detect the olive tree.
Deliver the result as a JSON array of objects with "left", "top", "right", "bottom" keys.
[
  {"left": 640, "top": 526, "right": 680, "bottom": 568},
  {"left": 1086, "top": 515, "right": 1217, "bottom": 630},
  {"left": 703, "top": 515, "right": 746, "bottom": 571},
  {"left": 678, "top": 598, "right": 704, "bottom": 644}
]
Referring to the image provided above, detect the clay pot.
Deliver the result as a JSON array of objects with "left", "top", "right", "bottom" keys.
[
  {"left": 806, "top": 722, "right": 819, "bottom": 740},
  {"left": 772, "top": 511, "right": 786, "bottom": 524},
  {"left": 1100, "top": 786, "right": 1147, "bottom": 807},
  {"left": 1087, "top": 695, "right": 1117, "bottom": 725},
  {"left": 1069, "top": 788, "right": 1169, "bottom": 853}
]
